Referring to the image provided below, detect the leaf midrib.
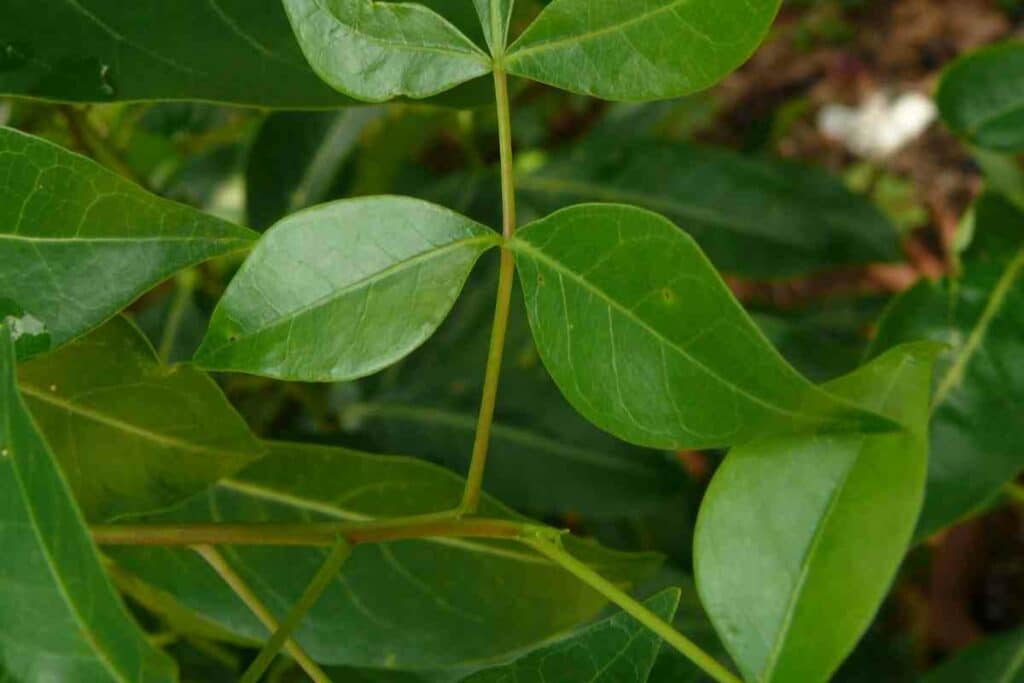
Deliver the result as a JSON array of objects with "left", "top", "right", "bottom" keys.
[{"left": 510, "top": 238, "right": 865, "bottom": 430}]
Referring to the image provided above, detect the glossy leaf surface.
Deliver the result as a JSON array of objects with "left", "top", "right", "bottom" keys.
[
  {"left": 109, "top": 441, "right": 661, "bottom": 670},
  {"left": 17, "top": 317, "right": 262, "bottom": 521},
  {"left": 510, "top": 204, "right": 893, "bottom": 450},
  {"left": 937, "top": 42, "right": 1024, "bottom": 153},
  {"left": 282, "top": 0, "right": 491, "bottom": 102},
  {"left": 348, "top": 268, "right": 686, "bottom": 519},
  {"left": 195, "top": 196, "right": 499, "bottom": 382},
  {"left": 871, "top": 193, "right": 1024, "bottom": 538},
  {"left": 0, "top": 0, "right": 357, "bottom": 107},
  {"left": 0, "top": 127, "right": 255, "bottom": 358},
  {"left": 517, "top": 140, "right": 900, "bottom": 277},
  {"left": 0, "top": 324, "right": 176, "bottom": 682},
  {"left": 463, "top": 588, "right": 680, "bottom": 682},
  {"left": 695, "top": 343, "right": 940, "bottom": 683},
  {"left": 246, "top": 108, "right": 382, "bottom": 231},
  {"left": 505, "top": 0, "right": 781, "bottom": 101},
  {"left": 922, "top": 628, "right": 1024, "bottom": 683}
]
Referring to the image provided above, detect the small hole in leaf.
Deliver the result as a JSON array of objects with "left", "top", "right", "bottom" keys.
[
  {"left": 537, "top": 274, "right": 546, "bottom": 286},
  {"left": 661, "top": 288, "right": 676, "bottom": 304}
]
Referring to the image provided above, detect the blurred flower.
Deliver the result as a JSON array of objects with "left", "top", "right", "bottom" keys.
[{"left": 818, "top": 92, "right": 937, "bottom": 160}]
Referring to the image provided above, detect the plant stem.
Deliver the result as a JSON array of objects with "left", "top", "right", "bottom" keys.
[
  {"left": 92, "top": 514, "right": 533, "bottom": 547},
  {"left": 241, "top": 537, "right": 352, "bottom": 683},
  {"left": 193, "top": 546, "right": 331, "bottom": 683},
  {"left": 459, "top": 64, "right": 518, "bottom": 515},
  {"left": 525, "top": 538, "right": 742, "bottom": 683}
]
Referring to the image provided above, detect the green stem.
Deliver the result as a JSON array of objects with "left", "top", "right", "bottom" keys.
[
  {"left": 193, "top": 546, "right": 331, "bottom": 683},
  {"left": 525, "top": 538, "right": 742, "bottom": 683},
  {"left": 157, "top": 270, "right": 197, "bottom": 364},
  {"left": 92, "top": 514, "right": 534, "bottom": 547},
  {"left": 241, "top": 537, "right": 352, "bottom": 683},
  {"left": 459, "top": 65, "right": 518, "bottom": 515}
]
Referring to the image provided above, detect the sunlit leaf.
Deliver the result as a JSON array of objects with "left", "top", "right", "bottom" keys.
[{"left": 695, "top": 342, "right": 941, "bottom": 682}]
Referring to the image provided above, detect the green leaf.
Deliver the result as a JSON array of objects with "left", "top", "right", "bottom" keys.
[
  {"left": 0, "top": 323, "right": 177, "bottom": 682},
  {"left": 937, "top": 42, "right": 1024, "bottom": 153},
  {"left": 282, "top": 0, "right": 492, "bottom": 102},
  {"left": 462, "top": 588, "right": 680, "bottom": 682},
  {"left": 922, "top": 628, "right": 1024, "bottom": 683},
  {"left": 0, "top": 127, "right": 255, "bottom": 359},
  {"left": 504, "top": 0, "right": 782, "bottom": 101},
  {"left": 517, "top": 140, "right": 901, "bottom": 277},
  {"left": 109, "top": 441, "right": 662, "bottom": 670},
  {"left": 348, "top": 269, "right": 686, "bottom": 520},
  {"left": 195, "top": 196, "right": 500, "bottom": 382},
  {"left": 246, "top": 109, "right": 382, "bottom": 231},
  {"left": 474, "top": 0, "right": 516, "bottom": 55},
  {"left": 871, "top": 193, "right": 1024, "bottom": 538},
  {"left": 17, "top": 316, "right": 263, "bottom": 521},
  {"left": 509, "top": 203, "right": 895, "bottom": 450},
  {"left": 694, "top": 342, "right": 942, "bottom": 683},
  {"left": 0, "top": 0, "right": 356, "bottom": 107}
]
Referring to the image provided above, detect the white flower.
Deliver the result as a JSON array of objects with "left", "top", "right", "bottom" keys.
[{"left": 818, "top": 92, "right": 937, "bottom": 160}]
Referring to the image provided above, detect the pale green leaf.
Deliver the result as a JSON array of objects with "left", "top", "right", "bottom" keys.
[
  {"left": 282, "top": 0, "right": 492, "bottom": 102},
  {"left": 463, "top": 588, "right": 680, "bottom": 682},
  {"left": 0, "top": 127, "right": 255, "bottom": 359},
  {"left": 871, "top": 193, "right": 1024, "bottom": 538},
  {"left": 109, "top": 441, "right": 662, "bottom": 670},
  {"left": 509, "top": 204, "right": 894, "bottom": 450},
  {"left": 474, "top": 0, "right": 516, "bottom": 55},
  {"left": 505, "top": 0, "right": 781, "bottom": 101},
  {"left": 195, "top": 196, "right": 500, "bottom": 382},
  {"left": 695, "top": 342, "right": 942, "bottom": 683},
  {"left": 17, "top": 316, "right": 263, "bottom": 522},
  {"left": 0, "top": 323, "right": 177, "bottom": 682}
]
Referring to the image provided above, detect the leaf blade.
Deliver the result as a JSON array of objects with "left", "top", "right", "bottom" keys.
[
  {"left": 694, "top": 342, "right": 941, "bottom": 682},
  {"left": 509, "top": 203, "right": 894, "bottom": 450},
  {"left": 282, "top": 0, "right": 492, "bottom": 102},
  {"left": 505, "top": 0, "right": 781, "bottom": 101},
  {"left": 0, "top": 322, "right": 177, "bottom": 682},
  {"left": 195, "top": 196, "right": 500, "bottom": 382},
  {"left": 17, "top": 316, "right": 264, "bottom": 521},
  {"left": 0, "top": 126, "right": 255, "bottom": 358}
]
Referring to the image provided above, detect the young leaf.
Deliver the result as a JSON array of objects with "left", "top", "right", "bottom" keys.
[
  {"left": 0, "top": 127, "right": 255, "bottom": 359},
  {"left": 694, "top": 342, "right": 942, "bottom": 683},
  {"left": 474, "top": 0, "right": 516, "bottom": 55},
  {"left": 517, "top": 140, "right": 901, "bottom": 277},
  {"left": 17, "top": 316, "right": 263, "bottom": 521},
  {"left": 0, "top": 0, "right": 357, "bottom": 107},
  {"left": 871, "top": 193, "right": 1024, "bottom": 538},
  {"left": 937, "top": 42, "right": 1024, "bottom": 153},
  {"left": 349, "top": 273, "right": 686, "bottom": 519},
  {"left": 922, "top": 628, "right": 1024, "bottom": 683},
  {"left": 508, "top": 204, "right": 894, "bottom": 450},
  {"left": 462, "top": 588, "right": 681, "bottom": 682},
  {"left": 281, "top": 0, "right": 492, "bottom": 102},
  {"left": 195, "top": 196, "right": 500, "bottom": 382},
  {"left": 108, "top": 441, "right": 662, "bottom": 670},
  {"left": 246, "top": 108, "right": 383, "bottom": 230},
  {"left": 504, "top": 0, "right": 782, "bottom": 101},
  {"left": 0, "top": 323, "right": 176, "bottom": 682}
]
